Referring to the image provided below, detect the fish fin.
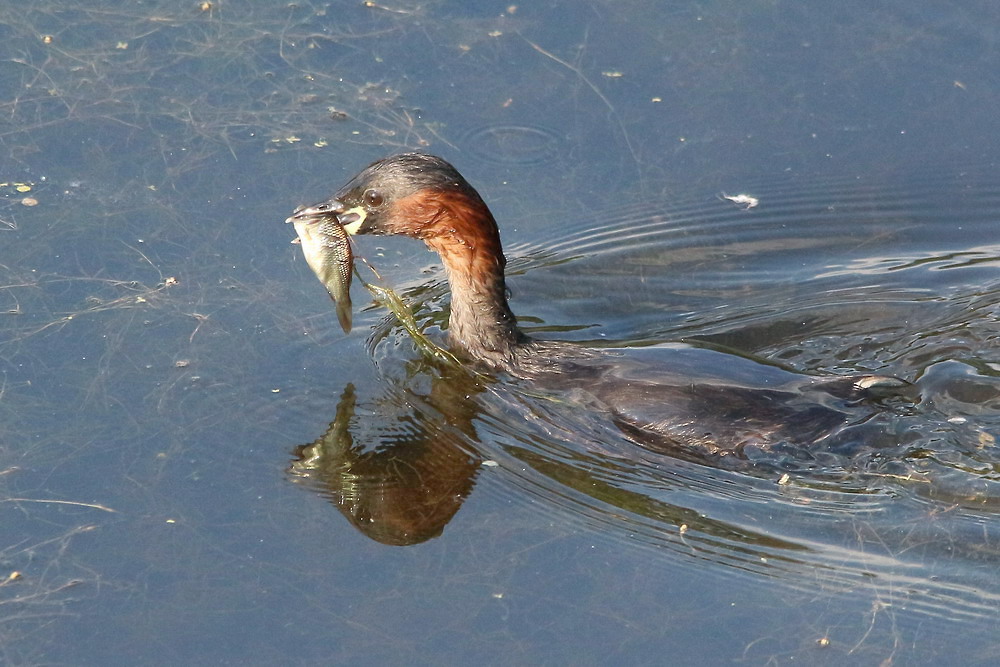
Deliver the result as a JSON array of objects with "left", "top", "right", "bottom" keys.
[{"left": 334, "top": 296, "right": 352, "bottom": 334}]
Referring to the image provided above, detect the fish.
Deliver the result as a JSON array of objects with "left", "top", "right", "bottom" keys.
[{"left": 286, "top": 205, "right": 354, "bottom": 334}]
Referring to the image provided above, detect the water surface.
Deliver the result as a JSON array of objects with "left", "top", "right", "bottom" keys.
[{"left": 2, "top": 1, "right": 1000, "bottom": 664}]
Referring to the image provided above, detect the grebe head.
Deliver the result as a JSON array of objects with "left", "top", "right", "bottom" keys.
[
  {"left": 294, "top": 153, "right": 524, "bottom": 368},
  {"left": 300, "top": 153, "right": 499, "bottom": 248}
]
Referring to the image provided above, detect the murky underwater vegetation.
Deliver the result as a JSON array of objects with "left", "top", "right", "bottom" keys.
[{"left": 1, "top": 1, "right": 1000, "bottom": 664}]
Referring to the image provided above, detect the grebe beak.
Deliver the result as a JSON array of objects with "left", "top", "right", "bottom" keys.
[
  {"left": 285, "top": 199, "right": 368, "bottom": 235},
  {"left": 285, "top": 199, "right": 347, "bottom": 224}
]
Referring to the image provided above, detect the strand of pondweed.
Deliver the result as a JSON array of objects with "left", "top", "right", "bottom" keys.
[{"left": 351, "top": 251, "right": 465, "bottom": 368}]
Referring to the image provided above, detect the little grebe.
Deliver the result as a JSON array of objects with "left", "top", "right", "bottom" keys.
[{"left": 289, "top": 153, "right": 907, "bottom": 458}]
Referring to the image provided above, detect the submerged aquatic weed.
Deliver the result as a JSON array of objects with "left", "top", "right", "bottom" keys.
[{"left": 352, "top": 255, "right": 463, "bottom": 369}]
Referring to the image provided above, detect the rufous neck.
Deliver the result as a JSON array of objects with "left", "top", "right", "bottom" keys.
[{"left": 422, "top": 207, "right": 526, "bottom": 369}]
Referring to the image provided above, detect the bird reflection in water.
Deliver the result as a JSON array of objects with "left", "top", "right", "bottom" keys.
[{"left": 288, "top": 370, "right": 484, "bottom": 546}]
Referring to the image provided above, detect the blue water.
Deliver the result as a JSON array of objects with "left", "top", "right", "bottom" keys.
[{"left": 2, "top": 1, "right": 1000, "bottom": 664}]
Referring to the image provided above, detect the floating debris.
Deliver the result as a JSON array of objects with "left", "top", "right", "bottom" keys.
[{"left": 721, "top": 193, "right": 759, "bottom": 209}]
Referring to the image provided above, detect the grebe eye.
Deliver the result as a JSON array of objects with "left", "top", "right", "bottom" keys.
[{"left": 363, "top": 189, "right": 384, "bottom": 208}]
